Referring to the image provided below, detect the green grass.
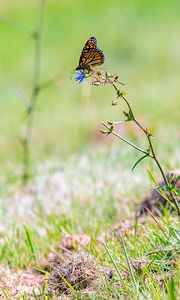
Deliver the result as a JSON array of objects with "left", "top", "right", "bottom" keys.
[
  {"left": 0, "top": 204, "right": 179, "bottom": 299},
  {"left": 0, "top": 1, "right": 180, "bottom": 299},
  {"left": 0, "top": 147, "right": 179, "bottom": 298}
]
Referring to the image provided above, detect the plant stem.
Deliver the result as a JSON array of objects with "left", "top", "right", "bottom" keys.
[
  {"left": 110, "top": 83, "right": 180, "bottom": 215},
  {"left": 22, "top": 0, "right": 45, "bottom": 183},
  {"left": 102, "top": 122, "right": 151, "bottom": 156},
  {"left": 146, "top": 135, "right": 180, "bottom": 214}
]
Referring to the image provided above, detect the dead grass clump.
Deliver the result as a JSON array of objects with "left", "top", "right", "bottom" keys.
[{"left": 48, "top": 252, "right": 103, "bottom": 294}]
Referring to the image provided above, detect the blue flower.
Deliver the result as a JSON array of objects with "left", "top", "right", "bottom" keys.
[{"left": 75, "top": 71, "right": 85, "bottom": 83}]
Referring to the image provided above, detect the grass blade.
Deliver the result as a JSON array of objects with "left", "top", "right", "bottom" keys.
[
  {"left": 167, "top": 278, "right": 176, "bottom": 300},
  {"left": 24, "top": 224, "right": 36, "bottom": 260},
  {"left": 113, "top": 231, "right": 139, "bottom": 296},
  {"left": 103, "top": 242, "right": 124, "bottom": 283}
]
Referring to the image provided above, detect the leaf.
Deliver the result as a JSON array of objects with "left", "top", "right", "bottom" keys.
[
  {"left": 132, "top": 154, "right": 149, "bottom": 171},
  {"left": 123, "top": 109, "right": 133, "bottom": 121}
]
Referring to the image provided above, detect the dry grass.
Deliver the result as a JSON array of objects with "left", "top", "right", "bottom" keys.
[{"left": 48, "top": 251, "right": 113, "bottom": 297}]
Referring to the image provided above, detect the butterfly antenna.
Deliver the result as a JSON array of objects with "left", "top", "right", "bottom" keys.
[{"left": 70, "top": 68, "right": 76, "bottom": 79}]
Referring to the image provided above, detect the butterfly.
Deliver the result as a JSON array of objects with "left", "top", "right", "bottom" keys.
[{"left": 76, "top": 37, "right": 105, "bottom": 71}]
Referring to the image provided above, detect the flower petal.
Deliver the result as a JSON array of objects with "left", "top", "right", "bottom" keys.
[{"left": 75, "top": 71, "right": 85, "bottom": 83}]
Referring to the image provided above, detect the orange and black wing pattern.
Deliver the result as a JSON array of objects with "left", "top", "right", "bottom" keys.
[
  {"left": 83, "top": 36, "right": 97, "bottom": 49},
  {"left": 76, "top": 37, "right": 105, "bottom": 71}
]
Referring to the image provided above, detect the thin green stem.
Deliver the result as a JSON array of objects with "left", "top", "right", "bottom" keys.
[
  {"left": 147, "top": 135, "right": 180, "bottom": 214},
  {"left": 22, "top": 0, "right": 46, "bottom": 183},
  {"left": 102, "top": 122, "right": 151, "bottom": 156},
  {"left": 111, "top": 83, "right": 180, "bottom": 214}
]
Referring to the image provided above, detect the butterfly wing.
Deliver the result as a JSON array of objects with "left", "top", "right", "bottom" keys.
[
  {"left": 79, "top": 48, "right": 104, "bottom": 69},
  {"left": 76, "top": 37, "right": 105, "bottom": 70},
  {"left": 83, "top": 36, "right": 97, "bottom": 49}
]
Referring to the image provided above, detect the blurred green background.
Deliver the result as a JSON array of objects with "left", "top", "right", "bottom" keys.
[{"left": 0, "top": 0, "right": 180, "bottom": 175}]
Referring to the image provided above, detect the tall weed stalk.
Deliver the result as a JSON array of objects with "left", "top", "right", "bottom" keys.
[{"left": 77, "top": 69, "right": 180, "bottom": 215}]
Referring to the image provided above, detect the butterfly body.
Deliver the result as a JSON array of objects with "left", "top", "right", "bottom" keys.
[{"left": 76, "top": 37, "right": 105, "bottom": 71}]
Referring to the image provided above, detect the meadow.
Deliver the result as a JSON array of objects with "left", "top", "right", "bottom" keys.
[{"left": 0, "top": 0, "right": 179, "bottom": 299}]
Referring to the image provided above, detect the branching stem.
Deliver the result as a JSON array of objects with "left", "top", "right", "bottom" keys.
[
  {"left": 102, "top": 81, "right": 180, "bottom": 215},
  {"left": 102, "top": 122, "right": 151, "bottom": 156}
]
